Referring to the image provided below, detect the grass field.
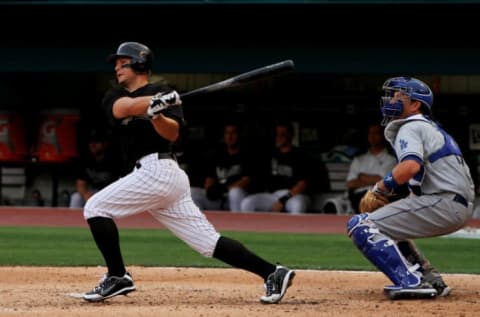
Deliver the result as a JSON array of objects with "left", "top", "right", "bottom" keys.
[{"left": 0, "top": 226, "right": 478, "bottom": 273}]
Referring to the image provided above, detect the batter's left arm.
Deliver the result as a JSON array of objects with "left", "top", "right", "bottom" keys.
[{"left": 150, "top": 115, "right": 179, "bottom": 142}]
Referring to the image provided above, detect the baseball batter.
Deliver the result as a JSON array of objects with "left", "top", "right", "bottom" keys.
[
  {"left": 81, "top": 41, "right": 295, "bottom": 303},
  {"left": 347, "top": 77, "right": 475, "bottom": 299}
]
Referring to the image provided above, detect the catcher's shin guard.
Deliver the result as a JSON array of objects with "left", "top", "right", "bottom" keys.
[{"left": 347, "top": 214, "right": 422, "bottom": 288}]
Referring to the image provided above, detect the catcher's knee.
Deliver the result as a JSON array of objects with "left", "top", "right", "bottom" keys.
[
  {"left": 346, "top": 213, "right": 369, "bottom": 237},
  {"left": 347, "top": 214, "right": 379, "bottom": 251}
]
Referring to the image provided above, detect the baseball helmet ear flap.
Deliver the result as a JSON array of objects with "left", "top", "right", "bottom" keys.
[{"left": 107, "top": 41, "right": 153, "bottom": 73}]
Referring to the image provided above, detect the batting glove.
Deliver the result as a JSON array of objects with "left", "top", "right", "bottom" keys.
[{"left": 147, "top": 90, "right": 182, "bottom": 119}]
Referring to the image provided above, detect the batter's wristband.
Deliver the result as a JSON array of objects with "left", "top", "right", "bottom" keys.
[
  {"left": 278, "top": 193, "right": 292, "bottom": 205},
  {"left": 383, "top": 171, "right": 399, "bottom": 191}
]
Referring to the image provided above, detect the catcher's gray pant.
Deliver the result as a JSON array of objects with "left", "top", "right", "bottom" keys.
[
  {"left": 240, "top": 189, "right": 311, "bottom": 214},
  {"left": 369, "top": 193, "right": 473, "bottom": 240},
  {"left": 84, "top": 153, "right": 221, "bottom": 257}
]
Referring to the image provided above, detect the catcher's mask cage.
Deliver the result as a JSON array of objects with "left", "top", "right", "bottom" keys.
[
  {"left": 107, "top": 41, "right": 153, "bottom": 73},
  {"left": 380, "top": 76, "right": 433, "bottom": 125}
]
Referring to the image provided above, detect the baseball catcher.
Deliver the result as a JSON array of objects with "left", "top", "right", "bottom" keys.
[{"left": 347, "top": 76, "right": 474, "bottom": 300}]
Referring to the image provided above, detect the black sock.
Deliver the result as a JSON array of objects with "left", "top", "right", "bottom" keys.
[
  {"left": 213, "top": 236, "right": 276, "bottom": 281},
  {"left": 87, "top": 217, "right": 126, "bottom": 277}
]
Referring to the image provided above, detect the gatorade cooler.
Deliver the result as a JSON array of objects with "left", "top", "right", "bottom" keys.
[
  {"left": 33, "top": 109, "right": 80, "bottom": 162},
  {"left": 0, "top": 111, "right": 28, "bottom": 162}
]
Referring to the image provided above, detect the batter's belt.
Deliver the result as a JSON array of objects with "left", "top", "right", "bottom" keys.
[
  {"left": 135, "top": 152, "right": 176, "bottom": 169},
  {"left": 157, "top": 152, "right": 176, "bottom": 160}
]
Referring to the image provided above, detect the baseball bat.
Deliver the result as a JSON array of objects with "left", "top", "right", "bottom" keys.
[{"left": 180, "top": 59, "right": 295, "bottom": 99}]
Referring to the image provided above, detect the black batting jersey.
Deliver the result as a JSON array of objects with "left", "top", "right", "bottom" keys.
[
  {"left": 101, "top": 82, "right": 184, "bottom": 175},
  {"left": 206, "top": 145, "right": 253, "bottom": 186},
  {"left": 267, "top": 146, "right": 308, "bottom": 191}
]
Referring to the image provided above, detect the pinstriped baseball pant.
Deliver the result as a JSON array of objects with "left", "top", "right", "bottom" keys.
[{"left": 84, "top": 153, "right": 221, "bottom": 257}]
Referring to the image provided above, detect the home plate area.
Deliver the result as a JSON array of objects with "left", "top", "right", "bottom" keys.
[{"left": 0, "top": 266, "right": 479, "bottom": 317}]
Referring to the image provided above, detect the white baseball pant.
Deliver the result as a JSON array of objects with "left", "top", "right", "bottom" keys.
[{"left": 84, "top": 153, "right": 221, "bottom": 257}]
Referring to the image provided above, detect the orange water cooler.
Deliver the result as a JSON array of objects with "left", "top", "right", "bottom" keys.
[
  {"left": 0, "top": 111, "right": 28, "bottom": 162},
  {"left": 32, "top": 109, "right": 80, "bottom": 162}
]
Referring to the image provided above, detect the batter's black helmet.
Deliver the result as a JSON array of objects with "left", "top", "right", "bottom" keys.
[{"left": 107, "top": 42, "right": 153, "bottom": 73}]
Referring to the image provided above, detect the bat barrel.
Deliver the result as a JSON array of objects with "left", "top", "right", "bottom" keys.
[{"left": 180, "top": 59, "right": 295, "bottom": 99}]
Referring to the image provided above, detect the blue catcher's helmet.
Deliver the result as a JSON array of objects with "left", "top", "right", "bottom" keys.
[{"left": 380, "top": 77, "right": 433, "bottom": 122}]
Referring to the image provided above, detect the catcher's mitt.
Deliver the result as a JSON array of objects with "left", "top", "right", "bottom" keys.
[{"left": 359, "top": 190, "right": 389, "bottom": 213}]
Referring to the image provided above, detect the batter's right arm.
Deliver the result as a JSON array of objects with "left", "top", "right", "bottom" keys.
[{"left": 112, "top": 96, "right": 152, "bottom": 118}]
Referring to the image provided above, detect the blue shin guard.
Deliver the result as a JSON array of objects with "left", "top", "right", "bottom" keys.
[{"left": 347, "top": 214, "right": 422, "bottom": 288}]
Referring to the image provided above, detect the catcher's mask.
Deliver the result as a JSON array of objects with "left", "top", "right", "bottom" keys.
[
  {"left": 107, "top": 41, "right": 153, "bottom": 73},
  {"left": 380, "top": 76, "right": 433, "bottom": 125}
]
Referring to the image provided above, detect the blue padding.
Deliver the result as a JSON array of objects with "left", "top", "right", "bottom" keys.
[
  {"left": 346, "top": 213, "right": 368, "bottom": 235},
  {"left": 383, "top": 171, "right": 400, "bottom": 191},
  {"left": 349, "top": 220, "right": 421, "bottom": 288},
  {"left": 401, "top": 154, "right": 423, "bottom": 165},
  {"left": 428, "top": 128, "right": 463, "bottom": 163}
]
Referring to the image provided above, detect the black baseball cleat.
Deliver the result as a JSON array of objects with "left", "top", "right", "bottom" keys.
[
  {"left": 422, "top": 272, "right": 451, "bottom": 297},
  {"left": 429, "top": 278, "right": 451, "bottom": 297},
  {"left": 83, "top": 272, "right": 136, "bottom": 302},
  {"left": 260, "top": 266, "right": 295, "bottom": 304}
]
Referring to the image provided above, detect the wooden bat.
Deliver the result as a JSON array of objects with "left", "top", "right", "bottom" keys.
[{"left": 180, "top": 59, "right": 295, "bottom": 98}]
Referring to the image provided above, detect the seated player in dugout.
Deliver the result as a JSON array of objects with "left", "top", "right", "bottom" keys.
[
  {"left": 191, "top": 121, "right": 253, "bottom": 211},
  {"left": 347, "top": 76, "right": 474, "bottom": 300},
  {"left": 240, "top": 120, "right": 311, "bottom": 214},
  {"left": 69, "top": 128, "right": 121, "bottom": 208},
  {"left": 346, "top": 123, "right": 397, "bottom": 214}
]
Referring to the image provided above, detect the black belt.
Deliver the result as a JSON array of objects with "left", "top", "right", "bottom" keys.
[
  {"left": 158, "top": 152, "right": 176, "bottom": 160},
  {"left": 135, "top": 152, "right": 176, "bottom": 169},
  {"left": 453, "top": 194, "right": 468, "bottom": 208}
]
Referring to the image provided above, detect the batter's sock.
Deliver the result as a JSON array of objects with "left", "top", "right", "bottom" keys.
[
  {"left": 87, "top": 217, "right": 126, "bottom": 277},
  {"left": 213, "top": 236, "right": 276, "bottom": 281}
]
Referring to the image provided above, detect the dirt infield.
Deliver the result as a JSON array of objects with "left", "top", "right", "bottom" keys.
[
  {"left": 1, "top": 266, "right": 479, "bottom": 317},
  {"left": 1, "top": 208, "right": 480, "bottom": 316}
]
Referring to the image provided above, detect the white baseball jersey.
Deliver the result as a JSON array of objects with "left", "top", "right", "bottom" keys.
[{"left": 346, "top": 148, "right": 397, "bottom": 194}]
